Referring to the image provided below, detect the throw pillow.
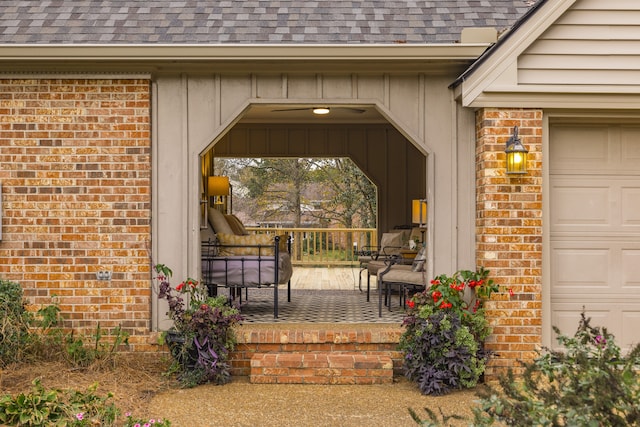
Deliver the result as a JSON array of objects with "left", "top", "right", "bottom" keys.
[
  {"left": 379, "top": 232, "right": 403, "bottom": 256},
  {"left": 411, "top": 246, "right": 427, "bottom": 272},
  {"left": 209, "top": 207, "right": 234, "bottom": 235},
  {"left": 217, "top": 233, "right": 275, "bottom": 256},
  {"left": 224, "top": 214, "right": 249, "bottom": 235}
]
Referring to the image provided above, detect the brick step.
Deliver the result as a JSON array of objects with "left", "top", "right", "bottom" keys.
[
  {"left": 230, "top": 325, "right": 404, "bottom": 377},
  {"left": 250, "top": 352, "right": 393, "bottom": 384}
]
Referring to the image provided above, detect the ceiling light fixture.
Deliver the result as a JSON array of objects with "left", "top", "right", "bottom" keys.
[{"left": 312, "top": 107, "right": 330, "bottom": 115}]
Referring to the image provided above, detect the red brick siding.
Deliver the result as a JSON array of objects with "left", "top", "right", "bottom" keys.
[
  {"left": 0, "top": 79, "right": 153, "bottom": 350},
  {"left": 475, "top": 108, "right": 543, "bottom": 375}
]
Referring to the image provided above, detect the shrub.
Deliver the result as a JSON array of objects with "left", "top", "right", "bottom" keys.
[
  {"left": 1, "top": 277, "right": 130, "bottom": 368},
  {"left": 0, "top": 279, "right": 34, "bottom": 366},
  {"left": 399, "top": 268, "right": 497, "bottom": 395},
  {"left": 473, "top": 311, "right": 640, "bottom": 426},
  {"left": 156, "top": 264, "right": 243, "bottom": 387}
]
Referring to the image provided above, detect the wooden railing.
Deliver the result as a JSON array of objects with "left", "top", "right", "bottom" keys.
[{"left": 246, "top": 227, "right": 377, "bottom": 266}]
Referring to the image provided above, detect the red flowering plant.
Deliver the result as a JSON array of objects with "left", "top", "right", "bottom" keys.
[
  {"left": 155, "top": 264, "right": 243, "bottom": 387},
  {"left": 399, "top": 267, "right": 499, "bottom": 395}
]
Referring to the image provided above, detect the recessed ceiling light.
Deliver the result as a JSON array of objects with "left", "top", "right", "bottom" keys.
[{"left": 312, "top": 107, "right": 330, "bottom": 115}]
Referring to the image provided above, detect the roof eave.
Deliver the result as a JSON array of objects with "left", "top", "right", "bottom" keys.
[{"left": 0, "top": 43, "right": 490, "bottom": 61}]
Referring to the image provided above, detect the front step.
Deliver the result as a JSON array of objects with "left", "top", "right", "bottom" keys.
[
  {"left": 230, "top": 324, "right": 404, "bottom": 378},
  {"left": 250, "top": 353, "right": 393, "bottom": 384}
]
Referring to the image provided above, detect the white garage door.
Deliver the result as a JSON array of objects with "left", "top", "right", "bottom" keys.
[{"left": 550, "top": 122, "right": 640, "bottom": 350}]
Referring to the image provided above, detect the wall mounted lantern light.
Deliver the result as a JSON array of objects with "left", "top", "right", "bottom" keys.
[{"left": 505, "top": 126, "right": 528, "bottom": 174}]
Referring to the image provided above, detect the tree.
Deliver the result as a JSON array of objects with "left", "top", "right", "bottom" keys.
[
  {"left": 214, "top": 157, "right": 376, "bottom": 229},
  {"left": 309, "top": 158, "right": 376, "bottom": 229}
]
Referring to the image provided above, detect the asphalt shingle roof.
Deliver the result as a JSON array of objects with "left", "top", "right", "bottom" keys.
[{"left": 0, "top": 1, "right": 535, "bottom": 44}]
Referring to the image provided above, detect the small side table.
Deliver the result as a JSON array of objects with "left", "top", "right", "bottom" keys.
[{"left": 399, "top": 249, "right": 418, "bottom": 261}]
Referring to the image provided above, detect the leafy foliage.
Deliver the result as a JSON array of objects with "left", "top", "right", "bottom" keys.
[
  {"left": 0, "top": 379, "right": 119, "bottom": 426},
  {"left": 62, "top": 324, "right": 129, "bottom": 369},
  {"left": 401, "top": 310, "right": 489, "bottom": 396},
  {"left": 214, "top": 157, "right": 377, "bottom": 228},
  {"left": 400, "top": 268, "right": 498, "bottom": 395},
  {"left": 0, "top": 379, "right": 171, "bottom": 426},
  {"left": 0, "top": 279, "right": 34, "bottom": 366},
  {"left": 156, "top": 264, "right": 243, "bottom": 387},
  {"left": 473, "top": 311, "right": 640, "bottom": 426},
  {"left": 1, "top": 280, "right": 128, "bottom": 369}
]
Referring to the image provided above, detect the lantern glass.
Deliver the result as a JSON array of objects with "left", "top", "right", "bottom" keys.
[
  {"left": 506, "top": 150, "right": 527, "bottom": 174},
  {"left": 505, "top": 126, "right": 528, "bottom": 174}
]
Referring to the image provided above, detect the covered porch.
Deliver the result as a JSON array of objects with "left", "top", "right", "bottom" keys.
[{"left": 223, "top": 266, "right": 406, "bottom": 324}]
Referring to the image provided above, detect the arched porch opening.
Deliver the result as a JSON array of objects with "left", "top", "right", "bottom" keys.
[{"left": 195, "top": 107, "right": 428, "bottom": 322}]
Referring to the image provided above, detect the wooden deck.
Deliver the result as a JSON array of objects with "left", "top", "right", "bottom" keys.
[{"left": 289, "top": 266, "right": 376, "bottom": 291}]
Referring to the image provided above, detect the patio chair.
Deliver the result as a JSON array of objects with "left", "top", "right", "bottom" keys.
[
  {"left": 360, "top": 228, "right": 424, "bottom": 302},
  {"left": 377, "top": 245, "right": 428, "bottom": 317},
  {"left": 357, "top": 230, "right": 408, "bottom": 301}
]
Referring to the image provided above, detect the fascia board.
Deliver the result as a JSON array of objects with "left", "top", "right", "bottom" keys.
[
  {"left": 459, "top": 0, "right": 577, "bottom": 107},
  {"left": 467, "top": 91, "right": 640, "bottom": 110},
  {"left": 0, "top": 44, "right": 489, "bottom": 62}
]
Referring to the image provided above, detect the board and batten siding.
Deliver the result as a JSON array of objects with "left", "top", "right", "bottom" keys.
[
  {"left": 519, "top": 0, "right": 640, "bottom": 87},
  {"left": 153, "top": 72, "right": 475, "bottom": 330}
]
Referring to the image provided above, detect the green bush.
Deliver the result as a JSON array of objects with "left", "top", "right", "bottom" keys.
[
  {"left": 0, "top": 379, "right": 171, "bottom": 426},
  {"left": 62, "top": 324, "right": 129, "bottom": 369},
  {"left": 473, "top": 312, "right": 640, "bottom": 426},
  {"left": 0, "top": 378, "right": 118, "bottom": 426},
  {"left": 1, "top": 279, "right": 130, "bottom": 368}
]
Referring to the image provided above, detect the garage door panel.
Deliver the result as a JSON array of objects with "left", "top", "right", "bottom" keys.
[
  {"left": 622, "top": 249, "right": 640, "bottom": 289},
  {"left": 551, "top": 184, "right": 609, "bottom": 227},
  {"left": 622, "top": 311, "right": 640, "bottom": 348},
  {"left": 621, "top": 186, "right": 640, "bottom": 225},
  {"left": 550, "top": 125, "right": 610, "bottom": 171},
  {"left": 552, "top": 241, "right": 640, "bottom": 294},
  {"left": 620, "top": 126, "right": 640, "bottom": 170},
  {"left": 551, "top": 247, "right": 610, "bottom": 289},
  {"left": 552, "top": 178, "right": 640, "bottom": 233}
]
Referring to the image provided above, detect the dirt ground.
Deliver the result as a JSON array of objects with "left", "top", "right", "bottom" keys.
[{"left": 0, "top": 353, "right": 482, "bottom": 426}]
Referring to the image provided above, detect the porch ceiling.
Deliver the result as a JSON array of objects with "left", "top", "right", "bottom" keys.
[{"left": 239, "top": 104, "right": 387, "bottom": 124}]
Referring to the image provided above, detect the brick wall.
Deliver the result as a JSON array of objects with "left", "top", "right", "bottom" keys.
[
  {"left": 475, "top": 108, "right": 543, "bottom": 375},
  {"left": 0, "top": 78, "right": 153, "bottom": 350}
]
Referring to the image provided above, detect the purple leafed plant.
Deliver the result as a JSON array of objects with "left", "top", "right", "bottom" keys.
[{"left": 155, "top": 264, "right": 243, "bottom": 387}]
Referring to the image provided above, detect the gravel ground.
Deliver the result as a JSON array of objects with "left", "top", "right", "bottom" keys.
[{"left": 148, "top": 376, "right": 480, "bottom": 427}]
